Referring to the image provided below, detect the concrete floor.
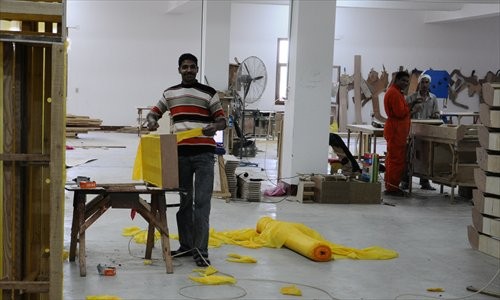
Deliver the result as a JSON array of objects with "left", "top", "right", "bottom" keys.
[{"left": 64, "top": 131, "right": 499, "bottom": 300}]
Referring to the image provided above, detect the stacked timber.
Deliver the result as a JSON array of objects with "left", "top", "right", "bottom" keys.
[
  {"left": 66, "top": 114, "right": 103, "bottom": 137},
  {"left": 469, "top": 83, "right": 500, "bottom": 258}
]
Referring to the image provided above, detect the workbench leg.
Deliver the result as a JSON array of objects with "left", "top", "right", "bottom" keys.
[
  {"left": 69, "top": 192, "right": 82, "bottom": 262},
  {"left": 77, "top": 197, "right": 87, "bottom": 277},
  {"left": 157, "top": 193, "right": 173, "bottom": 274},
  {"left": 144, "top": 199, "right": 157, "bottom": 260},
  {"left": 450, "top": 186, "right": 456, "bottom": 203}
]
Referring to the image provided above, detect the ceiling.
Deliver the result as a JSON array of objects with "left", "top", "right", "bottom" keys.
[{"left": 165, "top": 0, "right": 500, "bottom": 23}]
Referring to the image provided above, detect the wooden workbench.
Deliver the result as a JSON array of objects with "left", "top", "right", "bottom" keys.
[
  {"left": 408, "top": 123, "right": 480, "bottom": 201},
  {"left": 346, "top": 124, "right": 384, "bottom": 157},
  {"left": 66, "top": 183, "right": 180, "bottom": 276}
]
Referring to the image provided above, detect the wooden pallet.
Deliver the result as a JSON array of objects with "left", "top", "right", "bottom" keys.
[{"left": 296, "top": 180, "right": 315, "bottom": 203}]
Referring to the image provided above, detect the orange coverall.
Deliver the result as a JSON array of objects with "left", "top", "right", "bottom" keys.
[{"left": 383, "top": 84, "right": 410, "bottom": 191}]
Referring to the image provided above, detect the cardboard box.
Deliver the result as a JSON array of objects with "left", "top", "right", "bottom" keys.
[
  {"left": 312, "top": 175, "right": 381, "bottom": 204},
  {"left": 133, "top": 134, "right": 179, "bottom": 189}
]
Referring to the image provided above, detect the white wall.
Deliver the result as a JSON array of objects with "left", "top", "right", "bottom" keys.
[
  {"left": 66, "top": 1, "right": 500, "bottom": 126},
  {"left": 66, "top": 1, "right": 203, "bottom": 126},
  {"left": 229, "top": 3, "right": 289, "bottom": 111}
]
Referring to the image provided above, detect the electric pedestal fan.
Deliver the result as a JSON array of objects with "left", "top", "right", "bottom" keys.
[{"left": 231, "top": 56, "right": 267, "bottom": 163}]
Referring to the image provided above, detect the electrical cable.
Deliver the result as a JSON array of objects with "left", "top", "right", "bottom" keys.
[{"left": 394, "top": 266, "right": 500, "bottom": 300}]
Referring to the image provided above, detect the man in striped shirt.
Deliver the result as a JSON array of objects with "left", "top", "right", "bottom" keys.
[{"left": 146, "top": 53, "right": 227, "bottom": 267}]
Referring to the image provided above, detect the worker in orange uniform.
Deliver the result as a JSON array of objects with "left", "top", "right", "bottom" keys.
[{"left": 383, "top": 71, "right": 410, "bottom": 197}]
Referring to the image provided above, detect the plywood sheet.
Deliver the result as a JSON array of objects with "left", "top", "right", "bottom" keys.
[
  {"left": 476, "top": 147, "right": 500, "bottom": 173},
  {"left": 474, "top": 168, "right": 500, "bottom": 196},
  {"left": 472, "top": 207, "right": 500, "bottom": 237},
  {"left": 482, "top": 83, "right": 500, "bottom": 107},
  {"left": 478, "top": 126, "right": 500, "bottom": 151},
  {"left": 468, "top": 225, "right": 500, "bottom": 259},
  {"left": 473, "top": 189, "right": 500, "bottom": 218},
  {"left": 479, "top": 103, "right": 500, "bottom": 128}
]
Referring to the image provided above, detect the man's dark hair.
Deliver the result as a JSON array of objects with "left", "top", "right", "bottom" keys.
[
  {"left": 178, "top": 53, "right": 198, "bottom": 67},
  {"left": 395, "top": 70, "right": 410, "bottom": 80}
]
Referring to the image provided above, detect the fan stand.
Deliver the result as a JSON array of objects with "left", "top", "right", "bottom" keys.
[{"left": 237, "top": 83, "right": 258, "bottom": 168}]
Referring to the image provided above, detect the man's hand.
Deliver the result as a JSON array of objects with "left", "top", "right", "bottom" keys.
[
  {"left": 202, "top": 123, "right": 217, "bottom": 136},
  {"left": 202, "top": 118, "right": 226, "bottom": 136},
  {"left": 146, "top": 112, "right": 160, "bottom": 131}
]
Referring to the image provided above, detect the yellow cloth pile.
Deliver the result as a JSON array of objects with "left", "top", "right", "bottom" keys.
[{"left": 208, "top": 217, "right": 398, "bottom": 261}]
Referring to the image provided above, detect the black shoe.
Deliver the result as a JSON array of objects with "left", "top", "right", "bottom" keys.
[
  {"left": 170, "top": 248, "right": 192, "bottom": 257},
  {"left": 400, "top": 182, "right": 409, "bottom": 190},
  {"left": 420, "top": 184, "right": 436, "bottom": 191},
  {"left": 384, "top": 190, "right": 407, "bottom": 197},
  {"left": 193, "top": 252, "right": 210, "bottom": 267}
]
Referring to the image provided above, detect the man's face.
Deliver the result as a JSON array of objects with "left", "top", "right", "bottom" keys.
[
  {"left": 396, "top": 76, "right": 410, "bottom": 91},
  {"left": 419, "top": 78, "right": 430, "bottom": 93},
  {"left": 178, "top": 59, "right": 198, "bottom": 84}
]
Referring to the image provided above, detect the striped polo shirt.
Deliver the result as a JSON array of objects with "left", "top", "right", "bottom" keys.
[{"left": 152, "top": 80, "right": 226, "bottom": 156}]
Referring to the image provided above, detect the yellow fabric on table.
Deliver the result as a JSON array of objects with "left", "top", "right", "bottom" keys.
[
  {"left": 132, "top": 129, "right": 202, "bottom": 185},
  {"left": 175, "top": 128, "right": 203, "bottom": 142},
  {"left": 132, "top": 135, "right": 162, "bottom": 186}
]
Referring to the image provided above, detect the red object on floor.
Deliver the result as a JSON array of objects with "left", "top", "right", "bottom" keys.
[{"left": 66, "top": 145, "right": 74, "bottom": 150}]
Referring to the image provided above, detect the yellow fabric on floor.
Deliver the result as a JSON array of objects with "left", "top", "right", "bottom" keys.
[
  {"left": 189, "top": 265, "right": 236, "bottom": 285},
  {"left": 86, "top": 296, "right": 122, "bottom": 300},
  {"left": 280, "top": 285, "right": 302, "bottom": 296},
  {"left": 189, "top": 275, "right": 237, "bottom": 285},
  {"left": 122, "top": 226, "right": 160, "bottom": 244},
  {"left": 226, "top": 253, "right": 257, "bottom": 263},
  {"left": 167, "top": 217, "right": 398, "bottom": 260},
  {"left": 210, "top": 217, "right": 398, "bottom": 260}
]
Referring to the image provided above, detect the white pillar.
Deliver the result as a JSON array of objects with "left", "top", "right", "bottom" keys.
[
  {"left": 200, "top": 0, "right": 231, "bottom": 91},
  {"left": 281, "top": 0, "right": 336, "bottom": 183}
]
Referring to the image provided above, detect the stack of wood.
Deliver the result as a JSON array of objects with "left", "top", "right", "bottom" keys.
[
  {"left": 468, "top": 82, "right": 500, "bottom": 259},
  {"left": 66, "top": 114, "right": 103, "bottom": 137}
]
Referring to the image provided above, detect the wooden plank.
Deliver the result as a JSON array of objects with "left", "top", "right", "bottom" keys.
[
  {"left": 468, "top": 225, "right": 500, "bottom": 259},
  {"left": 473, "top": 189, "right": 500, "bottom": 218},
  {"left": 482, "top": 82, "right": 500, "bottom": 108},
  {"left": 411, "top": 123, "right": 480, "bottom": 142},
  {"left": 476, "top": 147, "right": 500, "bottom": 174},
  {"left": 479, "top": 103, "right": 500, "bottom": 128},
  {"left": 25, "top": 43, "right": 49, "bottom": 282},
  {"left": 0, "top": 35, "right": 3, "bottom": 287},
  {"left": 474, "top": 168, "right": 500, "bottom": 196},
  {"left": 478, "top": 125, "right": 500, "bottom": 151},
  {"left": 0, "top": 1, "right": 63, "bottom": 21},
  {"left": 0, "top": 153, "right": 50, "bottom": 162},
  {"left": 0, "top": 281, "right": 49, "bottom": 293},
  {"left": 353, "top": 55, "right": 362, "bottom": 124},
  {"left": 49, "top": 43, "right": 65, "bottom": 300},
  {"left": 472, "top": 207, "right": 500, "bottom": 237}
]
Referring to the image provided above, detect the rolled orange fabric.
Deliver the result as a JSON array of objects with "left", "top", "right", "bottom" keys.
[{"left": 256, "top": 217, "right": 332, "bottom": 262}]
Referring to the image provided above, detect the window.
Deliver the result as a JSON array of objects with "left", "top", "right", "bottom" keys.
[{"left": 275, "top": 38, "right": 289, "bottom": 102}]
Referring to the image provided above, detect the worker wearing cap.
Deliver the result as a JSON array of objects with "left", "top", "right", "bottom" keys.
[{"left": 401, "top": 73, "right": 440, "bottom": 190}]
